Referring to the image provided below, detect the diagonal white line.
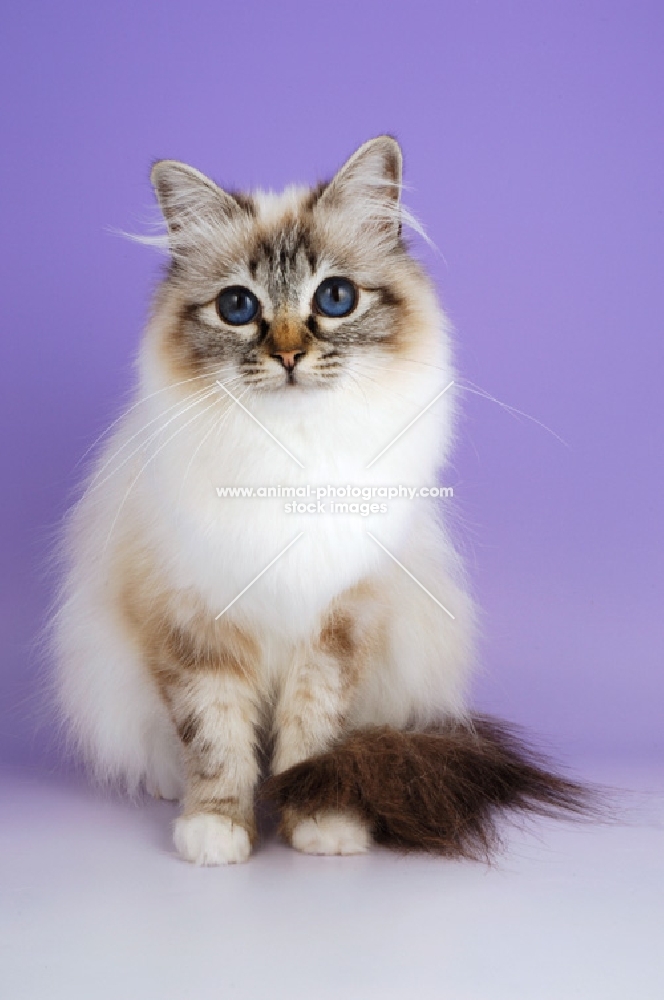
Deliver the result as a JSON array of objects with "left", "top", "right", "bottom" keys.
[
  {"left": 366, "top": 531, "right": 455, "bottom": 620},
  {"left": 216, "top": 381, "right": 305, "bottom": 468},
  {"left": 366, "top": 380, "right": 455, "bottom": 469},
  {"left": 215, "top": 532, "right": 305, "bottom": 620}
]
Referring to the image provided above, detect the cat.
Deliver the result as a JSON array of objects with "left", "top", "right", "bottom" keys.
[{"left": 53, "top": 136, "right": 584, "bottom": 864}]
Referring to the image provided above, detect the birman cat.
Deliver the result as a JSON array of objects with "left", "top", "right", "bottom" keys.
[{"left": 54, "top": 137, "right": 583, "bottom": 864}]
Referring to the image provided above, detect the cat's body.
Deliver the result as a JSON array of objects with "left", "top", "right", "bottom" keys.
[{"left": 54, "top": 138, "right": 582, "bottom": 864}]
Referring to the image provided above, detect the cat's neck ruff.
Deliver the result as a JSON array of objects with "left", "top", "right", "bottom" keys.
[{"left": 121, "top": 346, "right": 453, "bottom": 638}]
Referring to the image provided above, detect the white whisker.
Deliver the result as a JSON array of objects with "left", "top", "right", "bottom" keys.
[
  {"left": 176, "top": 384, "right": 248, "bottom": 506},
  {"left": 86, "top": 369, "right": 245, "bottom": 496},
  {"left": 347, "top": 366, "right": 424, "bottom": 406},
  {"left": 354, "top": 361, "right": 566, "bottom": 446},
  {"left": 87, "top": 384, "right": 214, "bottom": 485},
  {"left": 85, "top": 385, "right": 220, "bottom": 497},
  {"left": 102, "top": 394, "right": 223, "bottom": 555},
  {"left": 75, "top": 364, "right": 240, "bottom": 469},
  {"left": 457, "top": 379, "right": 568, "bottom": 446},
  {"left": 352, "top": 360, "right": 445, "bottom": 380},
  {"left": 343, "top": 368, "right": 371, "bottom": 407}
]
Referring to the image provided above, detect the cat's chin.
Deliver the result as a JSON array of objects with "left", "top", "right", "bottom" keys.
[{"left": 255, "top": 377, "right": 338, "bottom": 394}]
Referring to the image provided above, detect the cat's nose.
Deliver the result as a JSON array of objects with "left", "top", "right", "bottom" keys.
[{"left": 271, "top": 350, "right": 305, "bottom": 371}]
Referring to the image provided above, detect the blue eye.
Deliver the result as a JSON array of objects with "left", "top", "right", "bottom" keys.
[
  {"left": 216, "top": 286, "right": 259, "bottom": 325},
  {"left": 314, "top": 277, "right": 357, "bottom": 318}
]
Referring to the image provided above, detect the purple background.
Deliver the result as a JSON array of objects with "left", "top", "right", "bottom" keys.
[{"left": 1, "top": 1, "right": 662, "bottom": 770}]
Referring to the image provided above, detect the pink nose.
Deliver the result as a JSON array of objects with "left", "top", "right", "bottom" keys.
[{"left": 272, "top": 350, "right": 305, "bottom": 371}]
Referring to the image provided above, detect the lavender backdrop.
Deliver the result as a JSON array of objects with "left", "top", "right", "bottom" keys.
[{"left": 1, "top": 0, "right": 662, "bottom": 769}]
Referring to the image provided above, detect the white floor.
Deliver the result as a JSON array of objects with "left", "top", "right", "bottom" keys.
[{"left": 1, "top": 763, "right": 663, "bottom": 1000}]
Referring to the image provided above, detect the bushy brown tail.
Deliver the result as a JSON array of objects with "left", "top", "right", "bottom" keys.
[{"left": 263, "top": 716, "right": 591, "bottom": 858}]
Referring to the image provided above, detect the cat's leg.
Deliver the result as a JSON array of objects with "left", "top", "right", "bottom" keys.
[
  {"left": 272, "top": 600, "right": 378, "bottom": 856},
  {"left": 168, "top": 671, "right": 261, "bottom": 865},
  {"left": 148, "top": 621, "right": 263, "bottom": 866}
]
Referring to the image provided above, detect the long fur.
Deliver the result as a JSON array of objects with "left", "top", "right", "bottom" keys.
[
  {"left": 53, "top": 136, "right": 586, "bottom": 865},
  {"left": 263, "top": 717, "right": 590, "bottom": 858}
]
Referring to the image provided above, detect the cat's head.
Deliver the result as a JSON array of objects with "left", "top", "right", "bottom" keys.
[{"left": 147, "top": 137, "right": 441, "bottom": 395}]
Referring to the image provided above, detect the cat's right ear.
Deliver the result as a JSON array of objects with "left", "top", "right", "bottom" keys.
[
  {"left": 150, "top": 160, "right": 245, "bottom": 240},
  {"left": 314, "top": 136, "right": 404, "bottom": 246}
]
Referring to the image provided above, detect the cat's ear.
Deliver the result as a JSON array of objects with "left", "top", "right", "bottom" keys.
[
  {"left": 316, "top": 136, "right": 403, "bottom": 238},
  {"left": 150, "top": 160, "right": 246, "bottom": 240}
]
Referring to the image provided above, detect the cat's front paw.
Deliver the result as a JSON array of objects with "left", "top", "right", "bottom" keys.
[
  {"left": 173, "top": 813, "right": 252, "bottom": 865},
  {"left": 290, "top": 811, "right": 371, "bottom": 856}
]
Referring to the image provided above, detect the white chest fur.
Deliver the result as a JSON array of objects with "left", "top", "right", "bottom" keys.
[{"left": 131, "top": 368, "right": 450, "bottom": 637}]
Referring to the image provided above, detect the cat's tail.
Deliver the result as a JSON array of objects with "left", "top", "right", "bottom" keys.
[{"left": 262, "top": 716, "right": 592, "bottom": 858}]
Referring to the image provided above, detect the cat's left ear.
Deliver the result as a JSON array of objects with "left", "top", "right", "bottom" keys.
[
  {"left": 150, "top": 160, "right": 246, "bottom": 246},
  {"left": 315, "top": 136, "right": 403, "bottom": 239}
]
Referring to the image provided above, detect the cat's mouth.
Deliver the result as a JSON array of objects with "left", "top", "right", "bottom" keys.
[
  {"left": 253, "top": 362, "right": 340, "bottom": 391},
  {"left": 271, "top": 371, "right": 319, "bottom": 391},
  {"left": 234, "top": 356, "right": 343, "bottom": 392}
]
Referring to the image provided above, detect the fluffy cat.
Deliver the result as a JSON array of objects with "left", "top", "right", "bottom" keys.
[{"left": 53, "top": 137, "right": 583, "bottom": 864}]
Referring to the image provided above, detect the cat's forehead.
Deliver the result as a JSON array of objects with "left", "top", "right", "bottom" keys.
[
  {"left": 251, "top": 184, "right": 312, "bottom": 225},
  {"left": 240, "top": 185, "right": 323, "bottom": 301}
]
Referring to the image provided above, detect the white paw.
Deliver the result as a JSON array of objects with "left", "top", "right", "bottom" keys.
[
  {"left": 173, "top": 814, "right": 252, "bottom": 865},
  {"left": 291, "top": 812, "right": 370, "bottom": 856}
]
